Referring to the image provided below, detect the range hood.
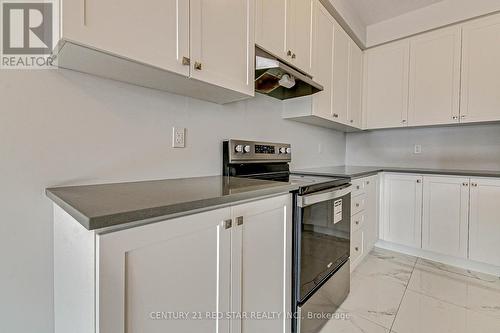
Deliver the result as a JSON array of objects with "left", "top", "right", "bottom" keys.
[{"left": 255, "top": 48, "right": 323, "bottom": 100}]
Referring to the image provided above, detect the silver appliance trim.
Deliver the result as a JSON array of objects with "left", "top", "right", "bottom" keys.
[
  {"left": 297, "top": 184, "right": 352, "bottom": 207},
  {"left": 297, "top": 260, "right": 350, "bottom": 333},
  {"left": 227, "top": 139, "right": 291, "bottom": 163}
]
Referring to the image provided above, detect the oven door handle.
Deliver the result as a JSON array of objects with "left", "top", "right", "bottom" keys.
[{"left": 297, "top": 184, "right": 352, "bottom": 207}]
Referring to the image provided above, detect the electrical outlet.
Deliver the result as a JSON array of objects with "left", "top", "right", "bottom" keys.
[
  {"left": 172, "top": 127, "right": 186, "bottom": 148},
  {"left": 414, "top": 144, "right": 422, "bottom": 154}
]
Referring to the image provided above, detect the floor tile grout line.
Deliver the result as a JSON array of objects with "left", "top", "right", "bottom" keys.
[
  {"left": 389, "top": 257, "right": 418, "bottom": 333},
  {"left": 353, "top": 249, "right": 420, "bottom": 332},
  {"left": 362, "top": 250, "right": 500, "bottom": 331}
]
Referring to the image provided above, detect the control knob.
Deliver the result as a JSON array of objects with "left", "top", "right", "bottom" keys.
[
  {"left": 244, "top": 145, "right": 251, "bottom": 153},
  {"left": 235, "top": 145, "right": 243, "bottom": 153},
  {"left": 286, "top": 147, "right": 291, "bottom": 154},
  {"left": 279, "top": 147, "right": 287, "bottom": 154}
]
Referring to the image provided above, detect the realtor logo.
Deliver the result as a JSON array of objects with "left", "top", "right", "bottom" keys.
[{"left": 1, "top": 0, "right": 59, "bottom": 68}]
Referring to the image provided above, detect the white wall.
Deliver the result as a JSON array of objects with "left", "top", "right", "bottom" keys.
[
  {"left": 346, "top": 124, "right": 500, "bottom": 170},
  {"left": 0, "top": 69, "right": 346, "bottom": 333},
  {"left": 366, "top": 0, "right": 500, "bottom": 47}
]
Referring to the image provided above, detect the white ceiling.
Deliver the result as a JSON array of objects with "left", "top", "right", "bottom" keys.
[{"left": 346, "top": 0, "right": 445, "bottom": 25}]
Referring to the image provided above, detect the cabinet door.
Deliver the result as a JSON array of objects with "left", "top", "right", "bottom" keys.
[
  {"left": 364, "top": 175, "right": 379, "bottom": 251},
  {"left": 351, "top": 229, "right": 364, "bottom": 265},
  {"left": 255, "top": 0, "right": 289, "bottom": 60},
  {"left": 348, "top": 41, "right": 363, "bottom": 128},
  {"left": 311, "top": 0, "right": 334, "bottom": 119},
  {"left": 332, "top": 22, "right": 350, "bottom": 124},
  {"left": 422, "top": 176, "right": 469, "bottom": 258},
  {"left": 190, "top": 0, "right": 255, "bottom": 95},
  {"left": 231, "top": 195, "right": 292, "bottom": 333},
  {"left": 364, "top": 40, "right": 410, "bottom": 129},
  {"left": 288, "top": 0, "right": 314, "bottom": 74},
  {"left": 408, "top": 27, "right": 462, "bottom": 126},
  {"left": 469, "top": 178, "right": 500, "bottom": 266},
  {"left": 97, "top": 208, "right": 232, "bottom": 333},
  {"left": 62, "top": 0, "right": 189, "bottom": 75},
  {"left": 382, "top": 174, "right": 422, "bottom": 248},
  {"left": 461, "top": 13, "right": 500, "bottom": 123}
]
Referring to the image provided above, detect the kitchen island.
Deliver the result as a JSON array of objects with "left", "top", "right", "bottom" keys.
[{"left": 48, "top": 176, "right": 295, "bottom": 333}]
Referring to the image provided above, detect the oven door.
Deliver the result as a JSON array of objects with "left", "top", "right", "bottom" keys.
[{"left": 296, "top": 185, "right": 351, "bottom": 303}]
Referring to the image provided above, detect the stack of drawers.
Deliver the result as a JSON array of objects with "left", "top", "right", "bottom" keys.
[{"left": 350, "top": 175, "right": 378, "bottom": 270}]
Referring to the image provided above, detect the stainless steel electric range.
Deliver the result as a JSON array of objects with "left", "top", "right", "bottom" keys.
[{"left": 223, "top": 139, "right": 352, "bottom": 333}]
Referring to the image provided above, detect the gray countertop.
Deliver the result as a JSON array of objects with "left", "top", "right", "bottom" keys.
[
  {"left": 293, "top": 165, "right": 500, "bottom": 179},
  {"left": 47, "top": 166, "right": 500, "bottom": 231},
  {"left": 46, "top": 176, "right": 299, "bottom": 231}
]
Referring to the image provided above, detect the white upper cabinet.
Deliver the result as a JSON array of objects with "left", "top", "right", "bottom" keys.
[
  {"left": 255, "top": 0, "right": 289, "bottom": 60},
  {"left": 422, "top": 176, "right": 469, "bottom": 259},
  {"left": 284, "top": 0, "right": 363, "bottom": 131},
  {"left": 311, "top": 0, "right": 334, "bottom": 119},
  {"left": 381, "top": 173, "right": 422, "bottom": 248},
  {"left": 363, "top": 13, "right": 500, "bottom": 130},
  {"left": 62, "top": 0, "right": 190, "bottom": 75},
  {"left": 364, "top": 40, "right": 410, "bottom": 129},
  {"left": 469, "top": 178, "right": 500, "bottom": 267},
  {"left": 255, "top": 0, "right": 313, "bottom": 74},
  {"left": 408, "top": 27, "right": 462, "bottom": 126},
  {"left": 288, "top": 0, "right": 314, "bottom": 73},
  {"left": 332, "top": 22, "right": 350, "bottom": 124},
  {"left": 57, "top": 0, "right": 254, "bottom": 104},
  {"left": 348, "top": 42, "right": 363, "bottom": 128},
  {"left": 190, "top": 0, "right": 255, "bottom": 95},
  {"left": 461, "top": 13, "right": 500, "bottom": 123}
]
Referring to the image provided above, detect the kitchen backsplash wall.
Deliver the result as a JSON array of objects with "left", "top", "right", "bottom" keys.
[
  {"left": 0, "top": 69, "right": 345, "bottom": 333},
  {"left": 346, "top": 124, "right": 500, "bottom": 170}
]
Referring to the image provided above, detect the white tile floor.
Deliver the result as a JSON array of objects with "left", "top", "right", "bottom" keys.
[{"left": 324, "top": 248, "right": 500, "bottom": 333}]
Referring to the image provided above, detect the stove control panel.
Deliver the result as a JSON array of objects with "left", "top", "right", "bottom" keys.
[{"left": 226, "top": 140, "right": 291, "bottom": 162}]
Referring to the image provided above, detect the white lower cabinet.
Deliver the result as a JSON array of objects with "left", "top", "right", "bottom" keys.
[
  {"left": 350, "top": 228, "right": 363, "bottom": 265},
  {"left": 381, "top": 173, "right": 500, "bottom": 269},
  {"left": 230, "top": 195, "right": 292, "bottom": 333},
  {"left": 381, "top": 173, "right": 423, "bottom": 248},
  {"left": 364, "top": 176, "right": 379, "bottom": 251},
  {"left": 422, "top": 176, "right": 469, "bottom": 259},
  {"left": 54, "top": 194, "right": 292, "bottom": 333},
  {"left": 469, "top": 178, "right": 500, "bottom": 267},
  {"left": 350, "top": 175, "right": 379, "bottom": 270},
  {"left": 97, "top": 207, "right": 232, "bottom": 333}
]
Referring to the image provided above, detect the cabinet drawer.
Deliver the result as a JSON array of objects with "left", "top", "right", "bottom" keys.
[
  {"left": 351, "top": 229, "right": 363, "bottom": 263},
  {"left": 351, "top": 179, "right": 366, "bottom": 197},
  {"left": 351, "top": 211, "right": 365, "bottom": 233},
  {"left": 351, "top": 194, "right": 366, "bottom": 215},
  {"left": 364, "top": 177, "right": 375, "bottom": 189}
]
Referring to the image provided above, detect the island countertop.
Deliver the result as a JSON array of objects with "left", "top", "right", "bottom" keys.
[{"left": 46, "top": 176, "right": 299, "bottom": 230}]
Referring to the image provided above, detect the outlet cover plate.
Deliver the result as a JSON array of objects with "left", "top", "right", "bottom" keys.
[{"left": 172, "top": 127, "right": 186, "bottom": 148}]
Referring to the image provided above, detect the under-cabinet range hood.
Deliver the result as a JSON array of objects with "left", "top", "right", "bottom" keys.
[{"left": 255, "top": 48, "right": 323, "bottom": 100}]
